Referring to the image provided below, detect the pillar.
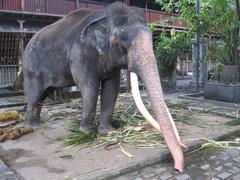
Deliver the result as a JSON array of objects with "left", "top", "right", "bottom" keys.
[
  {"left": 21, "top": 0, "right": 25, "bottom": 11},
  {"left": 17, "top": 20, "right": 25, "bottom": 74},
  {"left": 192, "top": 37, "right": 209, "bottom": 87},
  {"left": 76, "top": 0, "right": 79, "bottom": 9}
]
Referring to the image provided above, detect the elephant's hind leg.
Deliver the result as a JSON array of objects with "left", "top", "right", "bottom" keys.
[
  {"left": 25, "top": 80, "right": 51, "bottom": 127},
  {"left": 98, "top": 71, "right": 120, "bottom": 134},
  {"left": 25, "top": 93, "right": 43, "bottom": 127}
]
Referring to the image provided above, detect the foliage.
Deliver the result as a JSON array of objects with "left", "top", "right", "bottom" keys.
[
  {"left": 200, "top": 139, "right": 240, "bottom": 149},
  {"left": 64, "top": 120, "right": 97, "bottom": 147},
  {"left": 64, "top": 97, "right": 165, "bottom": 148},
  {"left": 148, "top": 23, "right": 156, "bottom": 32},
  {"left": 64, "top": 97, "right": 211, "bottom": 149},
  {"left": 225, "top": 118, "right": 240, "bottom": 126},
  {"left": 208, "top": 63, "right": 222, "bottom": 82},
  {"left": 155, "top": 0, "right": 240, "bottom": 64},
  {"left": 154, "top": 31, "right": 191, "bottom": 76},
  {"left": 209, "top": 43, "right": 229, "bottom": 65}
]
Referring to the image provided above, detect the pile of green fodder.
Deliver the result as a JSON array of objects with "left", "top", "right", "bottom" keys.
[
  {"left": 64, "top": 96, "right": 212, "bottom": 149},
  {"left": 64, "top": 95, "right": 164, "bottom": 149}
]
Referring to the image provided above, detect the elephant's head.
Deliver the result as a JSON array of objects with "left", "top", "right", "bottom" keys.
[{"left": 81, "top": 2, "right": 184, "bottom": 172}]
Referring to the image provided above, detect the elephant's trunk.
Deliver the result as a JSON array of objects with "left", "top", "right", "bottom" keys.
[{"left": 128, "top": 31, "right": 184, "bottom": 172}]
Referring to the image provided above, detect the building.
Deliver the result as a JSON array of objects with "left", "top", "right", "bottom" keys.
[{"left": 0, "top": 0, "right": 186, "bottom": 87}]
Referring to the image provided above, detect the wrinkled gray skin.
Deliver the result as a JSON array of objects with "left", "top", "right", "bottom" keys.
[
  {"left": 25, "top": 3, "right": 132, "bottom": 133},
  {"left": 24, "top": 2, "right": 146, "bottom": 134},
  {"left": 24, "top": 2, "right": 184, "bottom": 171}
]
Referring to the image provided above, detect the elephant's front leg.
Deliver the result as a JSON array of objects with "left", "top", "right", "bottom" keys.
[
  {"left": 98, "top": 71, "right": 120, "bottom": 134},
  {"left": 79, "top": 79, "right": 100, "bottom": 134}
]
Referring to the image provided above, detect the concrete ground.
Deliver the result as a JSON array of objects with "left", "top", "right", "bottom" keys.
[
  {"left": 0, "top": 159, "right": 18, "bottom": 180},
  {"left": 115, "top": 140, "right": 240, "bottom": 180},
  {"left": 0, "top": 92, "right": 240, "bottom": 180},
  {"left": 0, "top": 77, "right": 240, "bottom": 180}
]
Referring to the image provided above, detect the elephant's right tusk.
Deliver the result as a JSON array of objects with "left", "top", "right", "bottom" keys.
[
  {"left": 130, "top": 72, "right": 187, "bottom": 149},
  {"left": 130, "top": 72, "right": 161, "bottom": 132}
]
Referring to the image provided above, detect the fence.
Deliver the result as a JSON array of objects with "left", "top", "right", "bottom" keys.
[
  {"left": 0, "top": 0, "right": 106, "bottom": 15},
  {"left": 0, "top": 32, "right": 33, "bottom": 85},
  {"left": 0, "top": 0, "right": 185, "bottom": 25}
]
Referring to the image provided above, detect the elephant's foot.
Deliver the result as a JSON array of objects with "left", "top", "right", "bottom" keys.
[
  {"left": 98, "top": 125, "right": 116, "bottom": 135},
  {"left": 79, "top": 124, "right": 93, "bottom": 134},
  {"left": 25, "top": 117, "right": 42, "bottom": 128},
  {"left": 25, "top": 112, "right": 42, "bottom": 128}
]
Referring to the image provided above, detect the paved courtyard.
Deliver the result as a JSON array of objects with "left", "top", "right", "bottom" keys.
[
  {"left": 115, "top": 146, "right": 240, "bottom": 180},
  {"left": 0, "top": 159, "right": 18, "bottom": 180},
  {"left": 1, "top": 144, "right": 240, "bottom": 180}
]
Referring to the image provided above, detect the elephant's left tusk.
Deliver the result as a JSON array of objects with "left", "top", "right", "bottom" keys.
[{"left": 130, "top": 72, "right": 161, "bottom": 132}]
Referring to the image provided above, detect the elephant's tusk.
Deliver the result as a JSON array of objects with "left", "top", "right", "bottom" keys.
[
  {"left": 165, "top": 105, "right": 188, "bottom": 149},
  {"left": 130, "top": 72, "right": 187, "bottom": 149},
  {"left": 130, "top": 72, "right": 161, "bottom": 132}
]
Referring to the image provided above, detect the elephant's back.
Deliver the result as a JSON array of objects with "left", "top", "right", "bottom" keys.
[
  {"left": 24, "top": 9, "right": 98, "bottom": 70},
  {"left": 27, "top": 8, "right": 94, "bottom": 47},
  {"left": 38, "top": 8, "right": 94, "bottom": 37}
]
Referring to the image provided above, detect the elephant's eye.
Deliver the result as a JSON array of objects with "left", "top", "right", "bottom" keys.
[{"left": 121, "top": 33, "right": 129, "bottom": 41}]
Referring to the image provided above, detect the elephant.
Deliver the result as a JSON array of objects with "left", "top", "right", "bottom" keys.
[{"left": 23, "top": 2, "right": 184, "bottom": 172}]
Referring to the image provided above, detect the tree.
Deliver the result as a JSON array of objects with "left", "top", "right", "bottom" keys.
[
  {"left": 155, "top": 0, "right": 240, "bottom": 65},
  {"left": 154, "top": 31, "right": 190, "bottom": 77}
]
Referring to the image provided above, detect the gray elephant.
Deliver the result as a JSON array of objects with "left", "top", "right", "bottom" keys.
[{"left": 24, "top": 2, "right": 184, "bottom": 172}]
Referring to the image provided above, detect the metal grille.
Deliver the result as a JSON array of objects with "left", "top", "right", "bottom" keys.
[
  {"left": 0, "top": 32, "right": 19, "bottom": 85},
  {"left": 0, "top": 32, "right": 34, "bottom": 85}
]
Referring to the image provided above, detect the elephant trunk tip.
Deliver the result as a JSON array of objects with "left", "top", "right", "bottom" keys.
[
  {"left": 172, "top": 153, "right": 184, "bottom": 173},
  {"left": 172, "top": 146, "right": 184, "bottom": 173},
  {"left": 174, "top": 162, "right": 184, "bottom": 173}
]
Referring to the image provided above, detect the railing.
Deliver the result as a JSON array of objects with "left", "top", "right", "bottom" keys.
[
  {"left": 145, "top": 9, "right": 186, "bottom": 28},
  {"left": 0, "top": 0, "right": 106, "bottom": 15},
  {"left": 0, "top": 0, "right": 186, "bottom": 28}
]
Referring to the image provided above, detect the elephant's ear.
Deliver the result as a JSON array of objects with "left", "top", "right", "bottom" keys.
[
  {"left": 130, "top": 7, "right": 146, "bottom": 24},
  {"left": 81, "top": 16, "right": 109, "bottom": 55}
]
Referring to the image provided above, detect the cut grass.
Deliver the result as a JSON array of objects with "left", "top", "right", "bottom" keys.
[
  {"left": 200, "top": 139, "right": 240, "bottom": 150},
  {"left": 64, "top": 119, "right": 97, "bottom": 147},
  {"left": 166, "top": 100, "right": 190, "bottom": 110},
  {"left": 64, "top": 97, "right": 210, "bottom": 149},
  {"left": 64, "top": 119, "right": 164, "bottom": 149},
  {"left": 94, "top": 126, "right": 164, "bottom": 149},
  {"left": 225, "top": 118, "right": 240, "bottom": 126},
  {"left": 64, "top": 97, "right": 164, "bottom": 148}
]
